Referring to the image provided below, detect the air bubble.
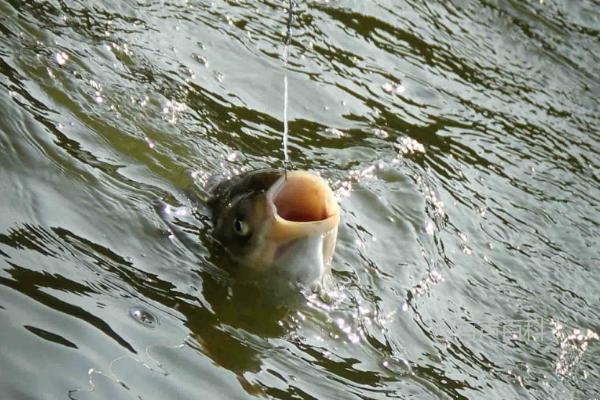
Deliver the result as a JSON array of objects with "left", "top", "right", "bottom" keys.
[{"left": 129, "top": 306, "right": 158, "bottom": 328}]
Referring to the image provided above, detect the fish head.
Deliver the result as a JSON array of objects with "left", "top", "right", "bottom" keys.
[{"left": 210, "top": 169, "right": 339, "bottom": 284}]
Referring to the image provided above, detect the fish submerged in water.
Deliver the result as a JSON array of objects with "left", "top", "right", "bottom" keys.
[{"left": 209, "top": 169, "right": 339, "bottom": 285}]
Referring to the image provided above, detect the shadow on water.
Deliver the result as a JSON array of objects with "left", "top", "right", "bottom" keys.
[{"left": 0, "top": 216, "right": 310, "bottom": 372}]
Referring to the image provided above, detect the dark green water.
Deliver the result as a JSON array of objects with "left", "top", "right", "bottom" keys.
[{"left": 0, "top": 0, "right": 598, "bottom": 399}]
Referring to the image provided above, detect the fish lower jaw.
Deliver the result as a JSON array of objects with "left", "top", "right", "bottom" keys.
[{"left": 271, "top": 234, "right": 327, "bottom": 285}]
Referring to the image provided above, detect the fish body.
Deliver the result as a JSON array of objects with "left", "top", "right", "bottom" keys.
[{"left": 209, "top": 169, "right": 339, "bottom": 284}]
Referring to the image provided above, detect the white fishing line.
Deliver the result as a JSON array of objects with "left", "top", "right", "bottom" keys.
[
  {"left": 282, "top": 0, "right": 295, "bottom": 178},
  {"left": 283, "top": 72, "right": 289, "bottom": 169}
]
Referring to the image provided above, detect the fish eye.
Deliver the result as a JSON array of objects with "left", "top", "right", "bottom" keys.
[{"left": 233, "top": 217, "right": 250, "bottom": 236}]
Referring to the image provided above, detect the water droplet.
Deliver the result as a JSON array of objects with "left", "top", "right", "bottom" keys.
[
  {"left": 381, "top": 81, "right": 405, "bottom": 95},
  {"left": 193, "top": 53, "right": 209, "bottom": 67},
  {"left": 54, "top": 52, "right": 69, "bottom": 65},
  {"left": 372, "top": 128, "right": 388, "bottom": 139},
  {"left": 226, "top": 151, "right": 240, "bottom": 162},
  {"left": 461, "top": 245, "right": 473, "bottom": 255},
  {"left": 90, "top": 80, "right": 101, "bottom": 90},
  {"left": 382, "top": 82, "right": 394, "bottom": 93},
  {"left": 425, "top": 221, "right": 435, "bottom": 235},
  {"left": 129, "top": 306, "right": 158, "bottom": 328}
]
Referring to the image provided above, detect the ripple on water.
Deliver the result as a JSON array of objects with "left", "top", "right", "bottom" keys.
[{"left": 0, "top": 0, "right": 598, "bottom": 399}]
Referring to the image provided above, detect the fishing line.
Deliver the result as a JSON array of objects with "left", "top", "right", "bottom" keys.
[{"left": 282, "top": 0, "right": 295, "bottom": 180}]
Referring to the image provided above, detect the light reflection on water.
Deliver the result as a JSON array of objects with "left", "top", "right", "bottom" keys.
[{"left": 0, "top": 0, "right": 598, "bottom": 399}]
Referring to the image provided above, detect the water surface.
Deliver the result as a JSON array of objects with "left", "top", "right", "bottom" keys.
[{"left": 0, "top": 0, "right": 598, "bottom": 399}]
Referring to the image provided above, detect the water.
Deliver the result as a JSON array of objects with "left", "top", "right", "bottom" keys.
[{"left": 0, "top": 0, "right": 598, "bottom": 399}]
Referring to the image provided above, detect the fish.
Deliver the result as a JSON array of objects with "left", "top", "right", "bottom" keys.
[{"left": 209, "top": 169, "right": 340, "bottom": 285}]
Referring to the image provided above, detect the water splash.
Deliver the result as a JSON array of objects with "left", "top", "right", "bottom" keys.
[
  {"left": 550, "top": 319, "right": 598, "bottom": 378},
  {"left": 161, "top": 100, "right": 187, "bottom": 124},
  {"left": 395, "top": 137, "right": 425, "bottom": 156}
]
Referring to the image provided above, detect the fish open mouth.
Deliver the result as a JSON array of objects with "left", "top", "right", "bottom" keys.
[
  {"left": 271, "top": 172, "right": 334, "bottom": 222},
  {"left": 264, "top": 170, "right": 340, "bottom": 281},
  {"left": 266, "top": 171, "right": 339, "bottom": 241}
]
